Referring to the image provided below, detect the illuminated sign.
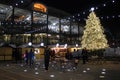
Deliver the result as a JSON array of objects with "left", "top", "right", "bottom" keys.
[{"left": 34, "top": 3, "right": 47, "bottom": 13}]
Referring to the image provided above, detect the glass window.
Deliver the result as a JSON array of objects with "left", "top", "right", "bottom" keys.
[
  {"left": 48, "top": 16, "right": 59, "bottom": 33},
  {"left": 61, "top": 19, "right": 70, "bottom": 34},
  {"left": 71, "top": 22, "right": 78, "bottom": 34}
]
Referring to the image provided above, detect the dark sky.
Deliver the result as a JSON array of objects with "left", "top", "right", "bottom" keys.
[{"left": 0, "top": 0, "right": 120, "bottom": 38}]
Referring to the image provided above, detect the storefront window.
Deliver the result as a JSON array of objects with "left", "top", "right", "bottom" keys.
[
  {"left": 71, "top": 22, "right": 78, "bottom": 34},
  {"left": 33, "top": 11, "right": 47, "bottom": 33},
  {"left": 61, "top": 19, "right": 70, "bottom": 34},
  {"left": 48, "top": 16, "right": 59, "bottom": 33}
]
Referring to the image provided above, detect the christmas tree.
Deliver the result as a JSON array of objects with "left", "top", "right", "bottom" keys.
[{"left": 81, "top": 12, "right": 108, "bottom": 50}]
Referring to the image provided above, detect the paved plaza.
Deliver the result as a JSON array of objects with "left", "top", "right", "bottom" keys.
[{"left": 0, "top": 60, "right": 120, "bottom": 80}]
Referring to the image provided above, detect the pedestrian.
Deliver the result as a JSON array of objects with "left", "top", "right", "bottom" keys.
[
  {"left": 44, "top": 46, "right": 51, "bottom": 72},
  {"left": 65, "top": 50, "right": 71, "bottom": 60},
  {"left": 82, "top": 48, "right": 88, "bottom": 64},
  {"left": 24, "top": 50, "right": 29, "bottom": 65},
  {"left": 73, "top": 49, "right": 80, "bottom": 69},
  {"left": 28, "top": 49, "right": 35, "bottom": 66},
  {"left": 50, "top": 50, "right": 55, "bottom": 61}
]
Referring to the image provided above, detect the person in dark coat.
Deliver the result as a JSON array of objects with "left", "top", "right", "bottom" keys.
[
  {"left": 82, "top": 48, "right": 88, "bottom": 64},
  {"left": 65, "top": 49, "right": 73, "bottom": 60},
  {"left": 28, "top": 49, "right": 35, "bottom": 66},
  {"left": 44, "top": 46, "right": 51, "bottom": 71}
]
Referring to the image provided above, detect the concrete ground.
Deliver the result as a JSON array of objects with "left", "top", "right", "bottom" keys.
[{"left": 0, "top": 60, "right": 120, "bottom": 80}]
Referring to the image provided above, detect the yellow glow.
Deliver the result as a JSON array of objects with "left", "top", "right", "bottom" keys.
[{"left": 34, "top": 3, "right": 47, "bottom": 13}]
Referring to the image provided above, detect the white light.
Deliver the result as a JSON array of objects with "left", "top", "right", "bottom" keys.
[
  {"left": 16, "top": 3, "right": 18, "bottom": 6},
  {"left": 91, "top": 7, "right": 95, "bottom": 11},
  {"left": 53, "top": 23, "right": 56, "bottom": 25},
  {"left": 10, "top": 6, "right": 13, "bottom": 8},
  {"left": 86, "top": 68, "right": 90, "bottom": 70},
  {"left": 112, "top": 16, "right": 115, "bottom": 18},
  {"left": 34, "top": 48, "right": 40, "bottom": 54},
  {"left": 96, "top": 7, "right": 98, "bottom": 10},
  {"left": 84, "top": 18, "right": 86, "bottom": 21},
  {"left": 56, "top": 43, "right": 59, "bottom": 47},
  {"left": 48, "top": 34, "right": 51, "bottom": 36},
  {"left": 26, "top": 16, "right": 31, "bottom": 20},
  {"left": 35, "top": 68, "right": 38, "bottom": 70},
  {"left": 35, "top": 72, "right": 39, "bottom": 74},
  {"left": 118, "top": 15, "right": 120, "bottom": 17},
  {"left": 101, "top": 17, "right": 103, "bottom": 19},
  {"left": 56, "top": 35, "right": 59, "bottom": 38},
  {"left": 0, "top": 10, "right": 4, "bottom": 12},
  {"left": 101, "top": 72, "right": 106, "bottom": 74},
  {"left": 68, "top": 17, "right": 70, "bottom": 19},
  {"left": 83, "top": 70, "right": 87, "bottom": 73},
  {"left": 6, "top": 8, "right": 8, "bottom": 10},
  {"left": 20, "top": 64, "right": 23, "bottom": 67},
  {"left": 28, "top": 42, "right": 32, "bottom": 46},
  {"left": 24, "top": 69, "right": 27, "bottom": 72},
  {"left": 67, "top": 69, "right": 71, "bottom": 71},
  {"left": 76, "top": 44, "right": 78, "bottom": 47},
  {"left": 21, "top": 0, "right": 24, "bottom": 3},
  {"left": 103, "top": 4, "right": 106, "bottom": 7},
  {"left": 83, "top": 12, "right": 85, "bottom": 14},
  {"left": 78, "top": 14, "right": 80, "bottom": 16},
  {"left": 99, "top": 76, "right": 105, "bottom": 78},
  {"left": 102, "top": 69, "right": 106, "bottom": 71},
  {"left": 6, "top": 64, "right": 9, "bottom": 67},
  {"left": 64, "top": 44, "right": 67, "bottom": 48},
  {"left": 50, "top": 75, "right": 55, "bottom": 77},
  {"left": 107, "top": 16, "right": 109, "bottom": 19},
  {"left": 112, "top": 0, "right": 115, "bottom": 3},
  {"left": 40, "top": 43, "right": 44, "bottom": 46}
]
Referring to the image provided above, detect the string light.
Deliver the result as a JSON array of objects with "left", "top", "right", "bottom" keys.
[
  {"left": 15, "top": 3, "right": 18, "bottom": 6},
  {"left": 112, "top": 0, "right": 115, "bottom": 3},
  {"left": 103, "top": 4, "right": 106, "bottom": 7},
  {"left": 83, "top": 12, "right": 85, "bottom": 14},
  {"left": 90, "top": 7, "right": 95, "bottom": 12},
  {"left": 78, "top": 14, "right": 80, "bottom": 16},
  {"left": 118, "top": 15, "right": 120, "bottom": 17},
  {"left": 21, "top": 0, "right": 24, "bottom": 3}
]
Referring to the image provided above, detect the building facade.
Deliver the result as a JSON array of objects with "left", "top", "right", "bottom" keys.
[{"left": 0, "top": 2, "right": 83, "bottom": 48}]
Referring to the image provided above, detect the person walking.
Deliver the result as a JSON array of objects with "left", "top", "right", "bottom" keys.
[
  {"left": 82, "top": 48, "right": 88, "bottom": 64},
  {"left": 24, "top": 50, "right": 29, "bottom": 65},
  {"left": 28, "top": 49, "right": 35, "bottom": 66},
  {"left": 44, "top": 46, "right": 51, "bottom": 72}
]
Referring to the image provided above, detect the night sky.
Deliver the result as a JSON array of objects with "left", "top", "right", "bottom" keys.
[{"left": 0, "top": 0, "right": 120, "bottom": 38}]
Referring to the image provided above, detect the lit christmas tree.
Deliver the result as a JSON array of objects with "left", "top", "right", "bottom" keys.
[{"left": 81, "top": 12, "right": 109, "bottom": 50}]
